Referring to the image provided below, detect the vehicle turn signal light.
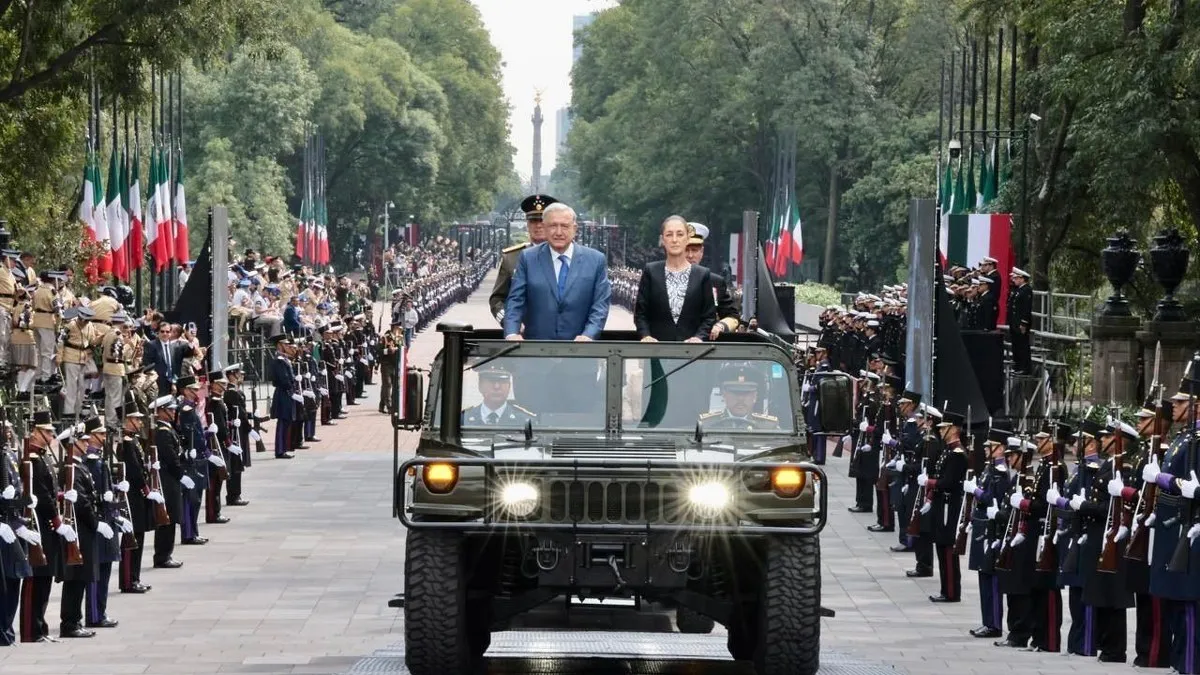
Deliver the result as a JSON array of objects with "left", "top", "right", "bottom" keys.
[
  {"left": 423, "top": 462, "right": 459, "bottom": 494},
  {"left": 771, "top": 467, "right": 805, "bottom": 498}
]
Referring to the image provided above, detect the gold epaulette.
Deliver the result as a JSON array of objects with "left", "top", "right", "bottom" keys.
[
  {"left": 752, "top": 413, "right": 778, "bottom": 422},
  {"left": 512, "top": 404, "right": 537, "bottom": 417},
  {"left": 503, "top": 242, "right": 530, "bottom": 254},
  {"left": 951, "top": 446, "right": 967, "bottom": 453},
  {"left": 698, "top": 410, "right": 722, "bottom": 420}
]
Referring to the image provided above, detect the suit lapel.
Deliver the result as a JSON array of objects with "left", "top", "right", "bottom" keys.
[
  {"left": 678, "top": 265, "right": 703, "bottom": 320},
  {"left": 537, "top": 244, "right": 558, "bottom": 301},
  {"left": 562, "top": 246, "right": 585, "bottom": 301}
]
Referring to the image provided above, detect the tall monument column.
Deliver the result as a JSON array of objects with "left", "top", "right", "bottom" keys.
[{"left": 531, "top": 92, "right": 543, "bottom": 193}]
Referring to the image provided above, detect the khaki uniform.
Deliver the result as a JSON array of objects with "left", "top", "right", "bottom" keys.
[
  {"left": 59, "top": 319, "right": 99, "bottom": 417},
  {"left": 101, "top": 328, "right": 131, "bottom": 422},
  {"left": 89, "top": 295, "right": 121, "bottom": 323},
  {"left": 0, "top": 266, "right": 15, "bottom": 366},
  {"left": 488, "top": 242, "right": 530, "bottom": 323},
  {"left": 30, "top": 284, "right": 57, "bottom": 379},
  {"left": 10, "top": 300, "right": 36, "bottom": 391}
]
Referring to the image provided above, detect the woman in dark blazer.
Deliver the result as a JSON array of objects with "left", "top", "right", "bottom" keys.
[{"left": 634, "top": 216, "right": 718, "bottom": 342}]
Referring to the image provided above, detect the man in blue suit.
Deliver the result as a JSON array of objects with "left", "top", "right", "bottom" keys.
[{"left": 503, "top": 203, "right": 610, "bottom": 342}]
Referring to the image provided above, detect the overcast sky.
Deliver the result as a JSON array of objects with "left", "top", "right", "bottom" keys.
[{"left": 470, "top": 0, "right": 617, "bottom": 182}]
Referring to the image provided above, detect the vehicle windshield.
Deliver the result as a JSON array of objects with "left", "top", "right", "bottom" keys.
[
  {"left": 622, "top": 357, "right": 794, "bottom": 432},
  {"left": 453, "top": 354, "right": 608, "bottom": 431}
]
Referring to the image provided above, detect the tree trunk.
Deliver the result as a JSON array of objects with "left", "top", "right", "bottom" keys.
[{"left": 821, "top": 162, "right": 840, "bottom": 285}]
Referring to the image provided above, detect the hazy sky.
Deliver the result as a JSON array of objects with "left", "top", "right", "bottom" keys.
[{"left": 470, "top": 0, "right": 617, "bottom": 182}]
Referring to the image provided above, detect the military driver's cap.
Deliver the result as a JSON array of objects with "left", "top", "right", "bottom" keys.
[
  {"left": 476, "top": 363, "right": 512, "bottom": 381},
  {"left": 898, "top": 390, "right": 922, "bottom": 406},
  {"left": 718, "top": 364, "right": 761, "bottom": 392},
  {"left": 520, "top": 194, "right": 558, "bottom": 222},
  {"left": 938, "top": 410, "right": 965, "bottom": 428}
]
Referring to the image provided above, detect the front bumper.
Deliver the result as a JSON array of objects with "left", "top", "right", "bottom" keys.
[{"left": 398, "top": 456, "right": 828, "bottom": 536}]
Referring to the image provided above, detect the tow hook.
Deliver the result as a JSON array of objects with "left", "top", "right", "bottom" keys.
[
  {"left": 607, "top": 555, "right": 627, "bottom": 592},
  {"left": 666, "top": 542, "right": 693, "bottom": 573},
  {"left": 533, "top": 540, "right": 562, "bottom": 571}
]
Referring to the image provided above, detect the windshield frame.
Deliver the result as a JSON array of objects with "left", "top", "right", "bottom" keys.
[{"left": 426, "top": 338, "right": 804, "bottom": 437}]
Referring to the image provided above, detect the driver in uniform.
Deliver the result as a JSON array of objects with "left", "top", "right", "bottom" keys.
[
  {"left": 699, "top": 364, "right": 779, "bottom": 430},
  {"left": 461, "top": 364, "right": 536, "bottom": 426}
]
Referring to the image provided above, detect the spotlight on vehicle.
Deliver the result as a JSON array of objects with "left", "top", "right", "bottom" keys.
[
  {"left": 500, "top": 481, "right": 539, "bottom": 517},
  {"left": 688, "top": 481, "right": 731, "bottom": 515}
]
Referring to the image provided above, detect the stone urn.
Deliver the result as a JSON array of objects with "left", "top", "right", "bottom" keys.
[
  {"left": 1100, "top": 230, "right": 1139, "bottom": 317},
  {"left": 1148, "top": 228, "right": 1190, "bottom": 322}
]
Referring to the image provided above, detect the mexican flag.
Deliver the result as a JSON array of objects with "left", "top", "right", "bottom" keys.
[
  {"left": 294, "top": 196, "right": 308, "bottom": 261},
  {"left": 146, "top": 148, "right": 165, "bottom": 272},
  {"left": 110, "top": 148, "right": 129, "bottom": 282},
  {"left": 173, "top": 149, "right": 190, "bottom": 264},
  {"left": 128, "top": 149, "right": 144, "bottom": 273},
  {"left": 783, "top": 197, "right": 803, "bottom": 265},
  {"left": 156, "top": 145, "right": 173, "bottom": 266},
  {"left": 939, "top": 212, "right": 1014, "bottom": 317}
]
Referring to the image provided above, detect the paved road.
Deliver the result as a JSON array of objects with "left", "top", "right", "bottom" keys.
[{"left": 0, "top": 273, "right": 1134, "bottom": 674}]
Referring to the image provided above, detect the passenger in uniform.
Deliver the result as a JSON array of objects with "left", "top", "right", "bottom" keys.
[
  {"left": 490, "top": 194, "right": 556, "bottom": 324},
  {"left": 461, "top": 365, "right": 536, "bottom": 427},
  {"left": 699, "top": 365, "right": 779, "bottom": 431}
]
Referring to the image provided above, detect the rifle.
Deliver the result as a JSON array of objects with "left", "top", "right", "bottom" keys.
[
  {"left": 60, "top": 461, "right": 83, "bottom": 566},
  {"left": 205, "top": 412, "right": 230, "bottom": 482},
  {"left": 1035, "top": 436, "right": 1063, "bottom": 572},
  {"left": 250, "top": 386, "right": 267, "bottom": 454},
  {"left": 1168, "top": 353, "right": 1199, "bottom": 574},
  {"left": 1127, "top": 342, "right": 1165, "bottom": 562},
  {"left": 954, "top": 405, "right": 975, "bottom": 555},
  {"left": 19, "top": 459, "right": 47, "bottom": 567},
  {"left": 145, "top": 442, "right": 171, "bottom": 527},
  {"left": 906, "top": 426, "right": 937, "bottom": 537}
]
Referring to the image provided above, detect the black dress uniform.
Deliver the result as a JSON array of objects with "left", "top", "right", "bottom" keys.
[
  {"left": 1020, "top": 427, "right": 1070, "bottom": 653},
  {"left": 153, "top": 405, "right": 186, "bottom": 566},
  {"left": 205, "top": 373, "right": 232, "bottom": 524},
  {"left": 222, "top": 371, "right": 251, "bottom": 505},
  {"left": 118, "top": 411, "right": 152, "bottom": 592},
  {"left": 995, "top": 443, "right": 1037, "bottom": 649},
  {"left": 1006, "top": 271, "right": 1034, "bottom": 373},
  {"left": 82, "top": 431, "right": 119, "bottom": 628},
  {"left": 0, "top": 444, "right": 32, "bottom": 646},
  {"left": 20, "top": 416, "right": 61, "bottom": 643},
  {"left": 929, "top": 417, "right": 968, "bottom": 603},
  {"left": 1056, "top": 436, "right": 1100, "bottom": 657},
  {"left": 1079, "top": 428, "right": 1135, "bottom": 663},
  {"left": 57, "top": 452, "right": 99, "bottom": 638}
]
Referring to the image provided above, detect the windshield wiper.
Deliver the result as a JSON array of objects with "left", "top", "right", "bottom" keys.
[
  {"left": 467, "top": 343, "right": 522, "bottom": 372},
  {"left": 644, "top": 346, "right": 716, "bottom": 389}
]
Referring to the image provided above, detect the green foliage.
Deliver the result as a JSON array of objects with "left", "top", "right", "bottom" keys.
[{"left": 793, "top": 282, "right": 843, "bottom": 308}]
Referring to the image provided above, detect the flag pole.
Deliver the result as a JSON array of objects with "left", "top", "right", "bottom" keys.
[
  {"left": 148, "top": 65, "right": 156, "bottom": 312},
  {"left": 134, "top": 100, "right": 143, "bottom": 313},
  {"left": 124, "top": 101, "right": 131, "bottom": 284}
]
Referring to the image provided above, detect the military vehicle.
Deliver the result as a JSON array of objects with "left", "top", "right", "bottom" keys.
[{"left": 392, "top": 323, "right": 853, "bottom": 675}]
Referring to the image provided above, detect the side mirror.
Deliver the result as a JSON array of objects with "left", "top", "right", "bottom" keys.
[
  {"left": 393, "top": 369, "right": 425, "bottom": 429},
  {"left": 814, "top": 373, "right": 853, "bottom": 435}
]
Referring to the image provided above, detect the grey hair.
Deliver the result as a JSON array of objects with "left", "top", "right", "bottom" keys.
[{"left": 542, "top": 202, "right": 577, "bottom": 223}]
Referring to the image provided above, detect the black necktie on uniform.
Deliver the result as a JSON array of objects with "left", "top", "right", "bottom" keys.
[{"left": 486, "top": 412, "right": 499, "bottom": 425}]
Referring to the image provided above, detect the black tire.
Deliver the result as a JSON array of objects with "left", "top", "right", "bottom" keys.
[
  {"left": 754, "top": 535, "right": 820, "bottom": 675},
  {"left": 675, "top": 605, "right": 715, "bottom": 634},
  {"left": 404, "top": 530, "right": 475, "bottom": 675}
]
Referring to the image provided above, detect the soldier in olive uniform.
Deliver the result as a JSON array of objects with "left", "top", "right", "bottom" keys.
[
  {"left": 30, "top": 271, "right": 61, "bottom": 384},
  {"left": 0, "top": 245, "right": 20, "bottom": 368},
  {"left": 461, "top": 364, "right": 536, "bottom": 427},
  {"left": 100, "top": 312, "right": 134, "bottom": 424},
  {"left": 59, "top": 306, "right": 101, "bottom": 421},
  {"left": 698, "top": 365, "right": 780, "bottom": 431},
  {"left": 489, "top": 194, "right": 556, "bottom": 324}
]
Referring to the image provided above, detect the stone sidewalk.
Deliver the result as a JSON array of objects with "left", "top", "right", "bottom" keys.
[{"left": 0, "top": 274, "right": 1137, "bottom": 674}]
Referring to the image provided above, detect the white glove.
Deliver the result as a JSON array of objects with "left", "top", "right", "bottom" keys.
[
  {"left": 208, "top": 454, "right": 226, "bottom": 468},
  {"left": 249, "top": 429, "right": 262, "bottom": 443},
  {"left": 1143, "top": 458, "right": 1161, "bottom": 484},
  {"left": 180, "top": 476, "right": 196, "bottom": 490},
  {"left": 1046, "top": 487, "right": 1061, "bottom": 505},
  {"left": 151, "top": 462, "right": 160, "bottom": 471},
  {"left": 1116, "top": 525, "right": 1130, "bottom": 542},
  {"left": 303, "top": 373, "right": 312, "bottom": 381},
  {"left": 319, "top": 388, "right": 329, "bottom": 396},
  {"left": 1009, "top": 492, "right": 1024, "bottom": 509},
  {"left": 28, "top": 493, "right": 37, "bottom": 509},
  {"left": 15, "top": 525, "right": 41, "bottom": 546},
  {"left": 1146, "top": 512, "right": 1157, "bottom": 527},
  {"left": 292, "top": 393, "right": 304, "bottom": 403},
  {"left": 232, "top": 418, "right": 242, "bottom": 428},
  {"left": 919, "top": 501, "right": 931, "bottom": 514},
  {"left": 1182, "top": 471, "right": 1200, "bottom": 500},
  {"left": 335, "top": 375, "right": 345, "bottom": 383},
  {"left": 344, "top": 370, "right": 354, "bottom": 380},
  {"left": 227, "top": 444, "right": 243, "bottom": 457},
  {"left": 117, "top": 516, "right": 133, "bottom": 534},
  {"left": 303, "top": 390, "right": 315, "bottom": 399},
  {"left": 1, "top": 485, "right": 14, "bottom": 500},
  {"left": 882, "top": 430, "right": 894, "bottom": 445},
  {"left": 861, "top": 444, "right": 872, "bottom": 453},
  {"left": 986, "top": 502, "right": 1000, "bottom": 520},
  {"left": 885, "top": 459, "right": 898, "bottom": 471},
  {"left": 56, "top": 523, "right": 78, "bottom": 542},
  {"left": 901, "top": 485, "right": 909, "bottom": 496},
  {"left": 801, "top": 382, "right": 812, "bottom": 394},
  {"left": 102, "top": 490, "right": 114, "bottom": 503},
  {"left": 117, "top": 480, "right": 130, "bottom": 493},
  {"left": 990, "top": 539, "right": 1001, "bottom": 550},
  {"left": 895, "top": 456, "right": 906, "bottom": 472},
  {"left": 1189, "top": 523, "right": 1200, "bottom": 543},
  {"left": 62, "top": 489, "right": 78, "bottom": 503},
  {"left": 96, "top": 522, "right": 114, "bottom": 540},
  {"left": 1078, "top": 533, "right": 1088, "bottom": 545},
  {"left": 1010, "top": 532, "right": 1026, "bottom": 547},
  {"left": 917, "top": 471, "right": 928, "bottom": 487},
  {"left": 147, "top": 490, "right": 165, "bottom": 504},
  {"left": 859, "top": 419, "right": 869, "bottom": 432},
  {"left": 188, "top": 449, "right": 197, "bottom": 460},
  {"left": 963, "top": 477, "right": 978, "bottom": 494},
  {"left": 1069, "top": 495, "right": 1084, "bottom": 511},
  {"left": 0, "top": 522, "right": 15, "bottom": 544},
  {"left": 360, "top": 358, "right": 369, "bottom": 366},
  {"left": 1108, "top": 476, "right": 1125, "bottom": 498},
  {"left": 206, "top": 423, "right": 219, "bottom": 434}
]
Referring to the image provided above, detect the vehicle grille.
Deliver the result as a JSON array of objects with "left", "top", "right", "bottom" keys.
[
  {"left": 550, "top": 437, "right": 678, "bottom": 461},
  {"left": 546, "top": 479, "right": 685, "bottom": 524}
]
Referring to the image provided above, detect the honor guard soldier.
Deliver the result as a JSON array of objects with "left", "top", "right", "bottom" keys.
[
  {"left": 1142, "top": 365, "right": 1200, "bottom": 673},
  {"left": 79, "top": 416, "right": 119, "bottom": 629},
  {"left": 1007, "top": 267, "right": 1034, "bottom": 374},
  {"left": 176, "top": 376, "right": 209, "bottom": 545},
  {"left": 117, "top": 397, "right": 153, "bottom": 593},
  {"left": 378, "top": 321, "right": 403, "bottom": 415},
  {"left": 57, "top": 425, "right": 99, "bottom": 639},
  {"left": 1127, "top": 398, "right": 1172, "bottom": 667},
  {"left": 888, "top": 390, "right": 922, "bottom": 553},
  {"left": 100, "top": 311, "right": 133, "bottom": 423},
  {"left": 489, "top": 193, "right": 556, "bottom": 324},
  {"left": 1049, "top": 419, "right": 1103, "bottom": 656},
  {"left": 30, "top": 271, "right": 61, "bottom": 385},
  {"left": 59, "top": 306, "right": 100, "bottom": 421},
  {"left": 994, "top": 434, "right": 1037, "bottom": 648},
  {"left": 869, "top": 377, "right": 900, "bottom": 534},
  {"left": 18, "top": 410, "right": 64, "bottom": 642},
  {"left": 0, "top": 420, "right": 33, "bottom": 646},
  {"left": 0, "top": 246, "right": 21, "bottom": 369},
  {"left": 150, "top": 395, "right": 185, "bottom": 569},
  {"left": 222, "top": 364, "right": 251, "bottom": 507},
  {"left": 204, "top": 369, "right": 232, "bottom": 524},
  {"left": 966, "top": 428, "right": 1011, "bottom": 639},
  {"left": 927, "top": 410, "right": 968, "bottom": 603},
  {"left": 461, "top": 364, "right": 536, "bottom": 426},
  {"left": 699, "top": 365, "right": 779, "bottom": 431},
  {"left": 269, "top": 335, "right": 299, "bottom": 459}
]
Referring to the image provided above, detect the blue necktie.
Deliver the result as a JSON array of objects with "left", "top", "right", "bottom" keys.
[{"left": 556, "top": 254, "right": 569, "bottom": 298}]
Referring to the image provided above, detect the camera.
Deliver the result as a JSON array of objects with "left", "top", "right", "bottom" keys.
[{"left": 948, "top": 138, "right": 962, "bottom": 160}]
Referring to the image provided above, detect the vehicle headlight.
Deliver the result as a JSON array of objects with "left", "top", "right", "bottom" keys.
[
  {"left": 499, "top": 481, "right": 539, "bottom": 517},
  {"left": 422, "top": 462, "right": 458, "bottom": 494},
  {"left": 688, "top": 481, "right": 730, "bottom": 515},
  {"left": 771, "top": 467, "right": 806, "bottom": 498}
]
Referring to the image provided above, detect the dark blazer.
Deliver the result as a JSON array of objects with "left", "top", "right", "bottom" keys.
[
  {"left": 145, "top": 338, "right": 193, "bottom": 395},
  {"left": 633, "top": 262, "right": 718, "bottom": 341}
]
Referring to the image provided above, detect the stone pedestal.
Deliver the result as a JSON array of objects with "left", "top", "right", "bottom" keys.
[
  {"left": 1092, "top": 315, "right": 1142, "bottom": 405},
  {"left": 1138, "top": 320, "right": 1200, "bottom": 399}
]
